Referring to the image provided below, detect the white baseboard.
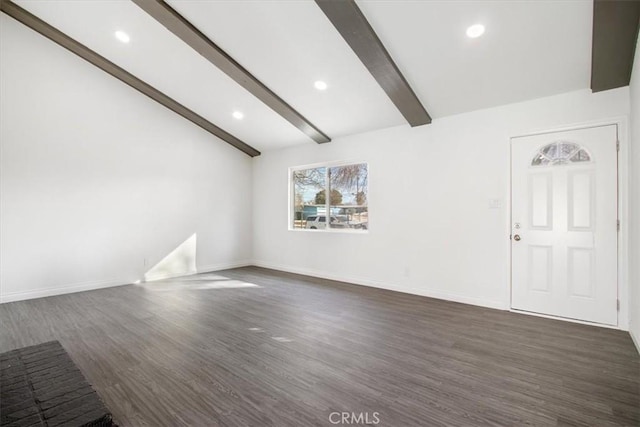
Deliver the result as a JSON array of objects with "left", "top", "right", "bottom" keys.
[
  {"left": 198, "top": 260, "right": 253, "bottom": 274},
  {"left": 0, "top": 260, "right": 254, "bottom": 303},
  {"left": 0, "top": 277, "right": 132, "bottom": 304},
  {"left": 252, "top": 260, "right": 508, "bottom": 311},
  {"left": 144, "top": 269, "right": 198, "bottom": 282}
]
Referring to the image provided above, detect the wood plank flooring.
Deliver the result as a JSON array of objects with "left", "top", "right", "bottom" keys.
[{"left": 0, "top": 267, "right": 638, "bottom": 426}]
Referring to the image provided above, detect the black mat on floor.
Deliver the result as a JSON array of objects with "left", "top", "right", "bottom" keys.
[{"left": 1, "top": 341, "right": 117, "bottom": 427}]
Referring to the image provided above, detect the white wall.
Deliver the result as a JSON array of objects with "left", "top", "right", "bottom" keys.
[
  {"left": 629, "top": 37, "right": 640, "bottom": 350},
  {"left": 253, "top": 88, "right": 631, "bottom": 326},
  {"left": 0, "top": 15, "right": 253, "bottom": 302}
]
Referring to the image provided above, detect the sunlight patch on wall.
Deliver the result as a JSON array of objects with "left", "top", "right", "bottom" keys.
[{"left": 144, "top": 233, "right": 197, "bottom": 282}]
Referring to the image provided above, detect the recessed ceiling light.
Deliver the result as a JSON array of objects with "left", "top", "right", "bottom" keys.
[
  {"left": 314, "top": 80, "right": 328, "bottom": 91},
  {"left": 466, "top": 24, "right": 485, "bottom": 39},
  {"left": 114, "top": 30, "right": 130, "bottom": 43},
  {"left": 232, "top": 111, "right": 244, "bottom": 120}
]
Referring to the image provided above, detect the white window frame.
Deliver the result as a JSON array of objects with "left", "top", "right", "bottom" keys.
[{"left": 288, "top": 160, "right": 369, "bottom": 233}]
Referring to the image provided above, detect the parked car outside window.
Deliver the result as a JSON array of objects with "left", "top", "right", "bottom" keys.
[{"left": 305, "top": 216, "right": 347, "bottom": 229}]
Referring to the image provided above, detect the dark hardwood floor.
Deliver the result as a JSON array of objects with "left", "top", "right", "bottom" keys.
[{"left": 1, "top": 267, "right": 638, "bottom": 426}]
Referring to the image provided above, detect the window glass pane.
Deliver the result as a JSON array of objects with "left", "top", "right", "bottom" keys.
[
  {"left": 328, "top": 164, "right": 368, "bottom": 230},
  {"left": 531, "top": 153, "right": 550, "bottom": 166},
  {"left": 559, "top": 142, "right": 577, "bottom": 158},
  {"left": 569, "top": 149, "right": 591, "bottom": 163},
  {"left": 292, "top": 167, "right": 326, "bottom": 229},
  {"left": 541, "top": 143, "right": 558, "bottom": 158}
]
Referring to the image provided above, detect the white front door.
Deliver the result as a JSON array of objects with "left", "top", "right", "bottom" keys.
[{"left": 511, "top": 125, "right": 618, "bottom": 325}]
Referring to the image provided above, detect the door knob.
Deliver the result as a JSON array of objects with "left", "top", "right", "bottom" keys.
[{"left": 513, "top": 234, "right": 521, "bottom": 241}]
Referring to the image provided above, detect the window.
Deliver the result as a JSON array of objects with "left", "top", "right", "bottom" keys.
[
  {"left": 291, "top": 162, "right": 368, "bottom": 231},
  {"left": 531, "top": 141, "right": 591, "bottom": 166}
]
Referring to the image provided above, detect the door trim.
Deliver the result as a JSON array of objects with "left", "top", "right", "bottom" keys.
[{"left": 508, "top": 117, "right": 628, "bottom": 330}]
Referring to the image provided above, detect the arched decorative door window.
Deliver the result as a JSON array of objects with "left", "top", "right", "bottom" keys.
[{"left": 531, "top": 141, "right": 592, "bottom": 166}]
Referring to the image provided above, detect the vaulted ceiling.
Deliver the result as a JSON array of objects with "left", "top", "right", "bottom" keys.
[{"left": 3, "top": 0, "right": 638, "bottom": 156}]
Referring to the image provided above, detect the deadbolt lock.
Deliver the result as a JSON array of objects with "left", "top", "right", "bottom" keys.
[{"left": 513, "top": 234, "right": 521, "bottom": 241}]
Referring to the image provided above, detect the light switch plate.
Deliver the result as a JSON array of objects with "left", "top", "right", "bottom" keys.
[{"left": 489, "top": 198, "right": 503, "bottom": 209}]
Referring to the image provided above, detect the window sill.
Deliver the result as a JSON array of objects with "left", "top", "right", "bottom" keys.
[{"left": 288, "top": 227, "right": 369, "bottom": 234}]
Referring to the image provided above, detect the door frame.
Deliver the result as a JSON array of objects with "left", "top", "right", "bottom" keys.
[{"left": 508, "top": 117, "right": 629, "bottom": 330}]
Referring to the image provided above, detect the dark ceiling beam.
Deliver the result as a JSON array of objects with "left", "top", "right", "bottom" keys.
[
  {"left": 132, "top": 0, "right": 331, "bottom": 144},
  {"left": 315, "top": 0, "right": 431, "bottom": 126},
  {"left": 0, "top": 0, "right": 260, "bottom": 157},
  {"left": 591, "top": 0, "right": 640, "bottom": 92}
]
